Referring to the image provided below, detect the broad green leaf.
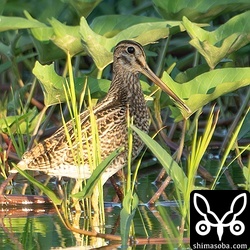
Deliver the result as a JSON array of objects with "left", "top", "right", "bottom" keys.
[
  {"left": 71, "top": 147, "right": 123, "bottom": 199},
  {"left": 68, "top": 0, "right": 102, "bottom": 18},
  {"left": 160, "top": 68, "right": 250, "bottom": 120},
  {"left": 32, "top": 61, "right": 111, "bottom": 107},
  {"left": 91, "top": 15, "right": 160, "bottom": 36},
  {"left": 74, "top": 77, "right": 110, "bottom": 99},
  {"left": 14, "top": 166, "right": 62, "bottom": 205},
  {"left": 33, "top": 60, "right": 157, "bottom": 108},
  {"left": 24, "top": 15, "right": 81, "bottom": 57},
  {"left": 24, "top": 11, "right": 53, "bottom": 41},
  {"left": 153, "top": 0, "right": 250, "bottom": 22},
  {"left": 190, "top": 34, "right": 241, "bottom": 66},
  {"left": 131, "top": 125, "right": 188, "bottom": 193},
  {"left": 0, "top": 1, "right": 5, "bottom": 15},
  {"left": 24, "top": 11, "right": 84, "bottom": 61},
  {"left": 32, "top": 62, "right": 66, "bottom": 107},
  {"left": 80, "top": 17, "right": 111, "bottom": 71},
  {"left": 80, "top": 15, "right": 185, "bottom": 70},
  {"left": 24, "top": 14, "right": 184, "bottom": 66},
  {"left": 90, "top": 15, "right": 183, "bottom": 37},
  {"left": 183, "top": 13, "right": 250, "bottom": 68},
  {"left": 0, "top": 108, "right": 39, "bottom": 134},
  {"left": 0, "top": 15, "right": 45, "bottom": 31},
  {"left": 32, "top": 39, "right": 66, "bottom": 63},
  {"left": 174, "top": 64, "right": 210, "bottom": 83},
  {"left": 24, "top": 11, "right": 66, "bottom": 62},
  {"left": 113, "top": 21, "right": 181, "bottom": 46},
  {"left": 49, "top": 18, "right": 83, "bottom": 56}
]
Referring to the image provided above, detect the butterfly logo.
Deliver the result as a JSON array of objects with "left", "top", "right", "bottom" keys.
[{"left": 193, "top": 192, "right": 247, "bottom": 241}]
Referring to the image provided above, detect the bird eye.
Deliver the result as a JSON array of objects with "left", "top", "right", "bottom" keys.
[{"left": 127, "top": 46, "right": 135, "bottom": 54}]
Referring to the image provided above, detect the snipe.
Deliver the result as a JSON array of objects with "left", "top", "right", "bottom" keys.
[{"left": 10, "top": 40, "right": 190, "bottom": 184}]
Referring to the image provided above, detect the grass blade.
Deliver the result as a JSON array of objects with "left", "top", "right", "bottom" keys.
[
  {"left": 120, "top": 191, "right": 139, "bottom": 247},
  {"left": 14, "top": 166, "right": 62, "bottom": 205},
  {"left": 131, "top": 125, "right": 188, "bottom": 193},
  {"left": 71, "top": 147, "right": 123, "bottom": 199}
]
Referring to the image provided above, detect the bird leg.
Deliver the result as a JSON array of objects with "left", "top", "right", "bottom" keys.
[{"left": 109, "top": 175, "right": 124, "bottom": 202}]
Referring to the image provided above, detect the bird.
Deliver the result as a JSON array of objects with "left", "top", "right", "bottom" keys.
[{"left": 10, "top": 40, "right": 190, "bottom": 184}]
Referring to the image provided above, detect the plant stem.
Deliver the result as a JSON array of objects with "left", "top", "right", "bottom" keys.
[
  {"left": 219, "top": 88, "right": 250, "bottom": 155},
  {"left": 155, "top": 38, "right": 171, "bottom": 77}
]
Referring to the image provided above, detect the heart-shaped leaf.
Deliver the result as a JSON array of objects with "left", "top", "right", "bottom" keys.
[
  {"left": 80, "top": 15, "right": 185, "bottom": 70},
  {"left": 32, "top": 61, "right": 111, "bottom": 107},
  {"left": 183, "top": 12, "right": 250, "bottom": 68},
  {"left": 153, "top": 0, "right": 250, "bottom": 22},
  {"left": 24, "top": 11, "right": 66, "bottom": 63},
  {"left": 49, "top": 18, "right": 83, "bottom": 56},
  {"left": 32, "top": 62, "right": 66, "bottom": 107},
  {"left": 162, "top": 68, "right": 250, "bottom": 120}
]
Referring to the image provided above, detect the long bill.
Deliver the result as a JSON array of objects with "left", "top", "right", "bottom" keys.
[{"left": 141, "top": 65, "right": 191, "bottom": 114}]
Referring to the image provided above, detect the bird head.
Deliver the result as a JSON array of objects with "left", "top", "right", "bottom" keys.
[{"left": 113, "top": 40, "right": 191, "bottom": 114}]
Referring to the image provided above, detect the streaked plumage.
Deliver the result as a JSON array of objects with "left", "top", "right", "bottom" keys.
[{"left": 10, "top": 40, "right": 190, "bottom": 183}]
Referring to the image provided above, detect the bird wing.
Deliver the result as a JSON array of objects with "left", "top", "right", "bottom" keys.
[{"left": 20, "top": 99, "right": 127, "bottom": 172}]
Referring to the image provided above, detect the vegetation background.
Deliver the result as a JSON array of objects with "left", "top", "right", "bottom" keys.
[{"left": 0, "top": 0, "right": 249, "bottom": 249}]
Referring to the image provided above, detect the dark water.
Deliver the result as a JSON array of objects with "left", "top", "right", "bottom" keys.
[{"left": 0, "top": 160, "right": 245, "bottom": 249}]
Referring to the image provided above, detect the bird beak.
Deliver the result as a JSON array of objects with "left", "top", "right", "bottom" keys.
[{"left": 141, "top": 65, "right": 191, "bottom": 114}]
